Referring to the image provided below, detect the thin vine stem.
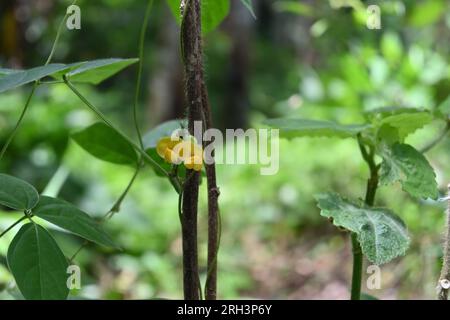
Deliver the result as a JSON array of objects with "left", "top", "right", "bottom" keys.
[
  {"left": 63, "top": 79, "right": 177, "bottom": 185},
  {"left": 133, "top": 0, "right": 154, "bottom": 149},
  {"left": 0, "top": 216, "right": 28, "bottom": 239},
  {"left": 420, "top": 121, "right": 450, "bottom": 154},
  {"left": 0, "top": 83, "right": 37, "bottom": 160},
  {"left": 45, "top": 0, "right": 78, "bottom": 66},
  {"left": 1, "top": 0, "right": 76, "bottom": 161},
  {"left": 105, "top": 164, "right": 142, "bottom": 219},
  {"left": 70, "top": 164, "right": 141, "bottom": 262}
]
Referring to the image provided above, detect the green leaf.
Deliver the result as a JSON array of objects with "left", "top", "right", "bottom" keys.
[
  {"left": 72, "top": 122, "right": 138, "bottom": 166},
  {"left": 0, "top": 68, "right": 20, "bottom": 77},
  {"left": 33, "top": 196, "right": 117, "bottom": 248},
  {"left": 240, "top": 0, "right": 257, "bottom": 18},
  {"left": 143, "top": 119, "right": 188, "bottom": 149},
  {"left": 368, "top": 107, "right": 433, "bottom": 141},
  {"left": 62, "top": 58, "right": 138, "bottom": 85},
  {"left": 0, "top": 174, "right": 39, "bottom": 211},
  {"left": 264, "top": 118, "right": 370, "bottom": 139},
  {"left": 273, "top": 1, "right": 314, "bottom": 17},
  {"left": 7, "top": 223, "right": 69, "bottom": 300},
  {"left": 0, "top": 64, "right": 70, "bottom": 93},
  {"left": 380, "top": 143, "right": 438, "bottom": 199},
  {"left": 166, "top": 0, "right": 230, "bottom": 34},
  {"left": 316, "top": 192, "right": 410, "bottom": 265}
]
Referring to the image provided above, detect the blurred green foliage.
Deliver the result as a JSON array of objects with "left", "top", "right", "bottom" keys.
[{"left": 0, "top": 0, "right": 450, "bottom": 299}]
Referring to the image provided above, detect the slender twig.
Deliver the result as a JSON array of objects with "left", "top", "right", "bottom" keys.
[
  {"left": 0, "top": 216, "right": 28, "bottom": 239},
  {"left": 421, "top": 121, "right": 450, "bottom": 154},
  {"left": 0, "top": 84, "right": 37, "bottom": 160},
  {"left": 438, "top": 184, "right": 450, "bottom": 300},
  {"left": 105, "top": 164, "right": 141, "bottom": 219},
  {"left": 133, "top": 0, "right": 154, "bottom": 149},
  {"left": 70, "top": 165, "right": 141, "bottom": 262},
  {"left": 45, "top": 0, "right": 78, "bottom": 66}
]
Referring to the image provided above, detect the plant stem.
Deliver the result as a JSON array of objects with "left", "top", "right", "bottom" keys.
[
  {"left": 45, "top": 0, "right": 78, "bottom": 65},
  {"left": 0, "top": 84, "right": 37, "bottom": 161},
  {"left": 438, "top": 184, "right": 450, "bottom": 300},
  {"left": 70, "top": 164, "right": 141, "bottom": 262},
  {"left": 180, "top": 0, "right": 202, "bottom": 300},
  {"left": 106, "top": 164, "right": 142, "bottom": 219},
  {"left": 133, "top": 0, "right": 154, "bottom": 149},
  {"left": 350, "top": 233, "right": 363, "bottom": 300},
  {"left": 0, "top": 1, "right": 76, "bottom": 161},
  {"left": 351, "top": 136, "right": 379, "bottom": 300},
  {"left": 63, "top": 79, "right": 173, "bottom": 180},
  {"left": 201, "top": 79, "right": 221, "bottom": 300},
  {"left": 0, "top": 216, "right": 27, "bottom": 239},
  {"left": 420, "top": 121, "right": 450, "bottom": 154}
]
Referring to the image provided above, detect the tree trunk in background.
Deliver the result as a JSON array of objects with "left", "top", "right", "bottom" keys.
[
  {"left": 0, "top": 0, "right": 22, "bottom": 67},
  {"left": 222, "top": 0, "right": 253, "bottom": 130},
  {"left": 147, "top": 5, "right": 184, "bottom": 125}
]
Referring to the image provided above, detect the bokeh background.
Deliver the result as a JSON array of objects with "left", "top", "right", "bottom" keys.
[{"left": 1, "top": 0, "right": 449, "bottom": 299}]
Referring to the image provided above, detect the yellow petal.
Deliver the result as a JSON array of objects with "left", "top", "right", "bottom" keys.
[
  {"left": 173, "top": 141, "right": 194, "bottom": 159},
  {"left": 184, "top": 155, "right": 203, "bottom": 171},
  {"left": 164, "top": 149, "right": 182, "bottom": 165},
  {"left": 156, "top": 136, "right": 181, "bottom": 158}
]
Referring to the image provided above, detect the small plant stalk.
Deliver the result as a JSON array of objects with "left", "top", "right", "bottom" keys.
[
  {"left": 352, "top": 137, "right": 379, "bottom": 300},
  {"left": 180, "top": 0, "right": 202, "bottom": 300},
  {"left": 350, "top": 233, "right": 363, "bottom": 300},
  {"left": 438, "top": 184, "right": 450, "bottom": 300}
]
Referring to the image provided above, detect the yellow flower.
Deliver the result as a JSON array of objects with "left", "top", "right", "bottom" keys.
[
  {"left": 156, "top": 136, "right": 181, "bottom": 158},
  {"left": 156, "top": 135, "right": 203, "bottom": 171}
]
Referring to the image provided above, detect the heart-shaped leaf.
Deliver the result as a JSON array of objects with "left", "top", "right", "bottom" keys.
[
  {"left": 72, "top": 122, "right": 138, "bottom": 166},
  {"left": 0, "top": 64, "right": 71, "bottom": 93},
  {"left": 316, "top": 192, "right": 410, "bottom": 265},
  {"left": 62, "top": 58, "right": 138, "bottom": 85},
  {"left": 33, "top": 196, "right": 117, "bottom": 248},
  {"left": 264, "top": 118, "right": 370, "bottom": 139},
  {"left": 0, "top": 174, "right": 39, "bottom": 211},
  {"left": 7, "top": 223, "right": 69, "bottom": 300},
  {"left": 380, "top": 143, "right": 438, "bottom": 199}
]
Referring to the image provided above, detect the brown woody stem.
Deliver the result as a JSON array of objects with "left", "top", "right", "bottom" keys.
[
  {"left": 201, "top": 79, "right": 220, "bottom": 300},
  {"left": 180, "top": 0, "right": 202, "bottom": 300}
]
